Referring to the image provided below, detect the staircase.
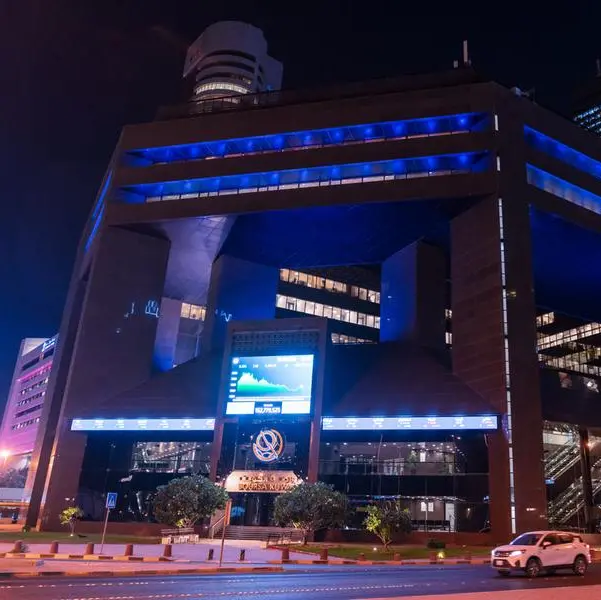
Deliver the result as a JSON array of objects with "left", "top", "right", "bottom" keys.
[
  {"left": 544, "top": 442, "right": 580, "bottom": 481},
  {"left": 548, "top": 456, "right": 601, "bottom": 525},
  {"left": 223, "top": 525, "right": 304, "bottom": 543}
]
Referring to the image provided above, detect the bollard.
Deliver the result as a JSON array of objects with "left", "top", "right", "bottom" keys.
[
  {"left": 49, "top": 541, "right": 59, "bottom": 554},
  {"left": 124, "top": 544, "right": 134, "bottom": 557},
  {"left": 239, "top": 549, "right": 246, "bottom": 562},
  {"left": 11, "top": 540, "right": 24, "bottom": 554},
  {"left": 319, "top": 548, "right": 328, "bottom": 561},
  {"left": 393, "top": 553, "right": 401, "bottom": 561},
  {"left": 358, "top": 552, "right": 366, "bottom": 561},
  {"left": 84, "top": 543, "right": 95, "bottom": 555},
  {"left": 207, "top": 548, "right": 214, "bottom": 561},
  {"left": 163, "top": 544, "right": 172, "bottom": 558},
  {"left": 429, "top": 551, "right": 438, "bottom": 563},
  {"left": 281, "top": 548, "right": 290, "bottom": 562}
]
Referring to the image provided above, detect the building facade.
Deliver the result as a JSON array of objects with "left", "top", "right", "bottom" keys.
[
  {"left": 183, "top": 21, "right": 283, "bottom": 102},
  {"left": 574, "top": 63, "right": 601, "bottom": 136},
  {"left": 22, "top": 58, "right": 601, "bottom": 540},
  {"left": 0, "top": 336, "right": 57, "bottom": 470}
]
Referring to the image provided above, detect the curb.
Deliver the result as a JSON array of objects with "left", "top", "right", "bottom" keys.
[
  {"left": 0, "top": 553, "right": 173, "bottom": 563},
  {"left": 0, "top": 566, "right": 284, "bottom": 579},
  {"left": 268, "top": 558, "right": 491, "bottom": 565}
]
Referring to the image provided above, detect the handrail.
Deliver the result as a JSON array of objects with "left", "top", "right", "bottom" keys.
[{"left": 209, "top": 514, "right": 226, "bottom": 539}]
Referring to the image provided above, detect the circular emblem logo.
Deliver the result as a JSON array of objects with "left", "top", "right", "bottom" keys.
[{"left": 252, "top": 429, "right": 285, "bottom": 463}]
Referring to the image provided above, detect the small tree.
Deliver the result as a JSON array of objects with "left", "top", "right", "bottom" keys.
[
  {"left": 273, "top": 482, "right": 347, "bottom": 544},
  {"left": 59, "top": 507, "right": 84, "bottom": 537},
  {"left": 152, "top": 475, "right": 228, "bottom": 528},
  {"left": 364, "top": 500, "right": 412, "bottom": 549}
]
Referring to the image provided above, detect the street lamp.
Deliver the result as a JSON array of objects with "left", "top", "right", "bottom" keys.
[{"left": 0, "top": 450, "right": 10, "bottom": 468}]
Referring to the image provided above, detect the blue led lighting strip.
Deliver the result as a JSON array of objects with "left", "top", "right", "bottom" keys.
[
  {"left": 526, "top": 165, "right": 601, "bottom": 216},
  {"left": 524, "top": 127, "right": 601, "bottom": 181},
  {"left": 85, "top": 172, "right": 112, "bottom": 252},
  {"left": 122, "top": 152, "right": 486, "bottom": 203},
  {"left": 125, "top": 112, "right": 484, "bottom": 166},
  {"left": 70, "top": 415, "right": 498, "bottom": 432},
  {"left": 498, "top": 196, "right": 517, "bottom": 535}
]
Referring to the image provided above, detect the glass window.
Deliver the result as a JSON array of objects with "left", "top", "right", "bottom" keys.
[
  {"left": 276, "top": 295, "right": 286, "bottom": 308},
  {"left": 286, "top": 298, "right": 296, "bottom": 310},
  {"left": 296, "top": 299, "right": 306, "bottom": 312},
  {"left": 359, "top": 288, "right": 368, "bottom": 301},
  {"left": 181, "top": 303, "right": 191, "bottom": 318},
  {"left": 304, "top": 301, "right": 315, "bottom": 315},
  {"left": 366, "top": 315, "right": 375, "bottom": 328},
  {"left": 368, "top": 290, "right": 377, "bottom": 303},
  {"left": 332, "top": 307, "right": 341, "bottom": 321},
  {"left": 323, "top": 305, "right": 333, "bottom": 318},
  {"left": 351, "top": 286, "right": 359, "bottom": 297},
  {"left": 298, "top": 272, "right": 308, "bottom": 286},
  {"left": 357, "top": 313, "right": 365, "bottom": 326},
  {"left": 280, "top": 268, "right": 290, "bottom": 282},
  {"left": 313, "top": 303, "right": 324, "bottom": 317}
]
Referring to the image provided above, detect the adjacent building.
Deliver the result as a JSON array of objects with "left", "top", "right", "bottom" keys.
[
  {"left": 0, "top": 336, "right": 57, "bottom": 470},
  {"left": 574, "top": 61, "right": 601, "bottom": 136},
  {"left": 20, "top": 24, "right": 601, "bottom": 541}
]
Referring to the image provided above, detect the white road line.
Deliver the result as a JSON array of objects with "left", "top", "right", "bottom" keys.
[{"left": 358, "top": 584, "right": 601, "bottom": 600}]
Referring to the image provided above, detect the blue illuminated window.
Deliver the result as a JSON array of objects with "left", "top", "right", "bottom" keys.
[
  {"left": 524, "top": 127, "right": 601, "bottom": 180},
  {"left": 526, "top": 165, "right": 601, "bottom": 216},
  {"left": 123, "top": 113, "right": 486, "bottom": 166},
  {"left": 120, "top": 153, "right": 488, "bottom": 203}
]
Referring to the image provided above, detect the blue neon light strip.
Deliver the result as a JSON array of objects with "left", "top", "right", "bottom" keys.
[
  {"left": 125, "top": 113, "right": 484, "bottom": 166},
  {"left": 70, "top": 414, "right": 497, "bottom": 432},
  {"left": 85, "top": 172, "right": 112, "bottom": 252},
  {"left": 527, "top": 164, "right": 601, "bottom": 216},
  {"left": 71, "top": 418, "right": 216, "bottom": 432},
  {"left": 321, "top": 416, "right": 498, "bottom": 431},
  {"left": 524, "top": 127, "right": 601, "bottom": 181},
  {"left": 122, "top": 152, "right": 487, "bottom": 202}
]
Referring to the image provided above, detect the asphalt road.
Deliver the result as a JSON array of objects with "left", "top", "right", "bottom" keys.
[{"left": 2, "top": 564, "right": 601, "bottom": 600}]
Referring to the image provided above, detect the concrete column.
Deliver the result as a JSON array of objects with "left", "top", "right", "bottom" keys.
[
  {"left": 34, "top": 227, "right": 170, "bottom": 530},
  {"left": 202, "top": 255, "right": 279, "bottom": 352},
  {"left": 380, "top": 241, "right": 446, "bottom": 349},
  {"left": 579, "top": 428, "right": 594, "bottom": 532},
  {"left": 152, "top": 297, "right": 182, "bottom": 371},
  {"left": 451, "top": 194, "right": 546, "bottom": 540}
]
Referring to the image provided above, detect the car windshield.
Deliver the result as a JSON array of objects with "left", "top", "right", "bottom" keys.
[{"left": 510, "top": 533, "right": 543, "bottom": 546}]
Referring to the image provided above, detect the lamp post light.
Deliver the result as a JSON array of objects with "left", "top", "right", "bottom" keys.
[{"left": 0, "top": 450, "right": 11, "bottom": 469}]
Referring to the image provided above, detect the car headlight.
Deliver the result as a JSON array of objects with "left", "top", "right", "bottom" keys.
[{"left": 510, "top": 550, "right": 525, "bottom": 557}]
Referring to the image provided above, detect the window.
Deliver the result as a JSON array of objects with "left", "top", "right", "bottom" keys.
[{"left": 276, "top": 294, "right": 379, "bottom": 329}]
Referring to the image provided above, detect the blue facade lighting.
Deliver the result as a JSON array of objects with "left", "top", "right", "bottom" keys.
[
  {"left": 527, "top": 165, "right": 601, "bottom": 216},
  {"left": 85, "top": 171, "right": 112, "bottom": 252},
  {"left": 70, "top": 414, "right": 498, "bottom": 432},
  {"left": 121, "top": 152, "right": 488, "bottom": 203},
  {"left": 524, "top": 126, "right": 601, "bottom": 180},
  {"left": 124, "top": 112, "right": 485, "bottom": 166}
]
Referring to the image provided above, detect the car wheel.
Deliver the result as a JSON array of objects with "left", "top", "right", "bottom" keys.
[
  {"left": 498, "top": 570, "right": 510, "bottom": 577},
  {"left": 573, "top": 555, "right": 588, "bottom": 576},
  {"left": 525, "top": 557, "right": 542, "bottom": 578}
]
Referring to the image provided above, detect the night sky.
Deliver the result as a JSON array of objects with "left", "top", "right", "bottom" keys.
[{"left": 1, "top": 0, "right": 600, "bottom": 403}]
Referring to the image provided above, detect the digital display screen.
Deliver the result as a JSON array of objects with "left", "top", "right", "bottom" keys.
[
  {"left": 71, "top": 418, "right": 216, "bottom": 432},
  {"left": 226, "top": 355, "right": 314, "bottom": 416},
  {"left": 321, "top": 415, "right": 498, "bottom": 431}
]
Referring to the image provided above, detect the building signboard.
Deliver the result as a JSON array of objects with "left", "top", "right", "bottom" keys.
[{"left": 224, "top": 470, "right": 300, "bottom": 493}]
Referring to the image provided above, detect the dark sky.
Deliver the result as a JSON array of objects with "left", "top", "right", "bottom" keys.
[{"left": 0, "top": 0, "right": 600, "bottom": 401}]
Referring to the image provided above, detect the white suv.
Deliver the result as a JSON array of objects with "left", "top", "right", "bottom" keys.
[{"left": 491, "top": 530, "right": 591, "bottom": 577}]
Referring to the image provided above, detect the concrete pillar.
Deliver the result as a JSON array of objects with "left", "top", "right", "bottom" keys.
[
  {"left": 579, "top": 428, "right": 594, "bottom": 532},
  {"left": 380, "top": 241, "right": 446, "bottom": 349},
  {"left": 202, "top": 255, "right": 279, "bottom": 352},
  {"left": 34, "top": 227, "right": 170, "bottom": 530},
  {"left": 451, "top": 195, "right": 546, "bottom": 540}
]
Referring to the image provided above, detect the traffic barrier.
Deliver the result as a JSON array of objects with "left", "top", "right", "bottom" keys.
[
  {"left": 207, "top": 548, "right": 214, "bottom": 560},
  {"left": 124, "top": 544, "right": 134, "bottom": 557},
  {"left": 84, "top": 543, "right": 94, "bottom": 555},
  {"left": 358, "top": 553, "right": 366, "bottom": 561},
  {"left": 162, "top": 544, "right": 172, "bottom": 558},
  {"left": 49, "top": 542, "right": 59, "bottom": 554},
  {"left": 319, "top": 548, "right": 328, "bottom": 561},
  {"left": 281, "top": 548, "right": 290, "bottom": 562},
  {"left": 393, "top": 553, "right": 401, "bottom": 561},
  {"left": 239, "top": 549, "right": 246, "bottom": 562}
]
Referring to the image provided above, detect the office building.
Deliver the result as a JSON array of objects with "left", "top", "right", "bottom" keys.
[
  {"left": 183, "top": 21, "right": 283, "bottom": 102},
  {"left": 0, "top": 336, "right": 57, "bottom": 471},
  {"left": 21, "top": 39, "right": 601, "bottom": 541},
  {"left": 574, "top": 61, "right": 601, "bottom": 136}
]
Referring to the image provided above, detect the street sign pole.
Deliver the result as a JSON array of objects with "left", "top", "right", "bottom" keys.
[
  {"left": 101, "top": 492, "right": 118, "bottom": 555},
  {"left": 218, "top": 499, "right": 232, "bottom": 568},
  {"left": 100, "top": 508, "right": 110, "bottom": 555}
]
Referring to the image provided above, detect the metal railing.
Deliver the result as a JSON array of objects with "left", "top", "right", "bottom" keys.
[{"left": 545, "top": 443, "right": 580, "bottom": 481}]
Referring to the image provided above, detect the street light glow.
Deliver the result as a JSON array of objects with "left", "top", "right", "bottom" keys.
[{"left": 0, "top": 450, "right": 10, "bottom": 459}]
